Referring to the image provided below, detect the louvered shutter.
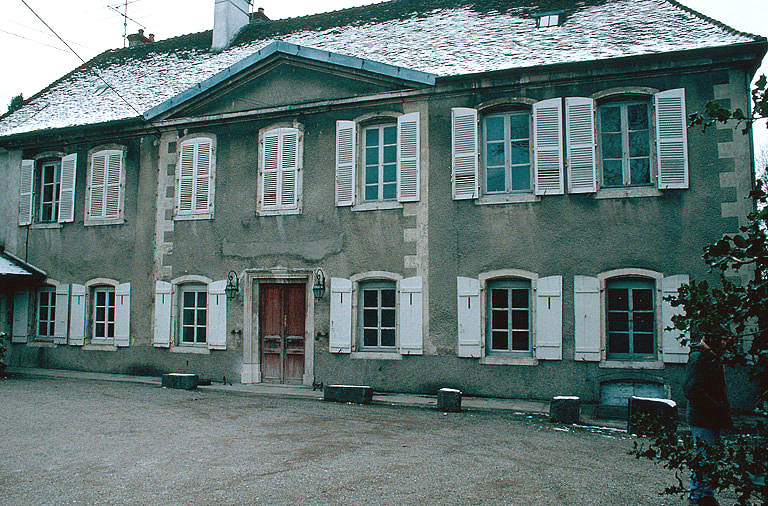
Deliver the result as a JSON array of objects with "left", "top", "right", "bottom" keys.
[
  {"left": 397, "top": 112, "right": 420, "bottom": 202},
  {"left": 535, "top": 276, "right": 562, "bottom": 360},
  {"left": 53, "top": 284, "right": 70, "bottom": 344},
  {"left": 58, "top": 153, "right": 77, "bottom": 223},
  {"left": 335, "top": 120, "right": 356, "bottom": 206},
  {"left": 280, "top": 129, "right": 300, "bottom": 209},
  {"left": 69, "top": 284, "right": 86, "bottom": 346},
  {"left": 451, "top": 108, "right": 479, "bottom": 200},
  {"left": 178, "top": 140, "right": 195, "bottom": 214},
  {"left": 457, "top": 277, "right": 481, "bottom": 357},
  {"left": 398, "top": 276, "right": 423, "bottom": 355},
  {"left": 88, "top": 152, "right": 107, "bottom": 219},
  {"left": 655, "top": 89, "right": 689, "bottom": 189},
  {"left": 195, "top": 139, "right": 213, "bottom": 213},
  {"left": 153, "top": 280, "right": 172, "bottom": 348},
  {"left": 329, "top": 277, "right": 352, "bottom": 353},
  {"left": 104, "top": 151, "right": 123, "bottom": 218},
  {"left": 19, "top": 159, "right": 34, "bottom": 226},
  {"left": 207, "top": 280, "right": 227, "bottom": 350},
  {"left": 565, "top": 98, "right": 597, "bottom": 193},
  {"left": 261, "top": 130, "right": 280, "bottom": 210},
  {"left": 533, "top": 98, "right": 564, "bottom": 195},
  {"left": 662, "top": 274, "right": 690, "bottom": 363},
  {"left": 11, "top": 290, "right": 29, "bottom": 343},
  {"left": 114, "top": 283, "right": 130, "bottom": 347},
  {"left": 574, "top": 276, "right": 601, "bottom": 361}
]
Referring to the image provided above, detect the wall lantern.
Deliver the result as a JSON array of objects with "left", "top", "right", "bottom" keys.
[
  {"left": 225, "top": 270, "right": 239, "bottom": 299},
  {"left": 312, "top": 268, "right": 326, "bottom": 299}
]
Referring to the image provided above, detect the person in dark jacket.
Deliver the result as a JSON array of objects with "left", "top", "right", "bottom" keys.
[{"left": 683, "top": 337, "right": 732, "bottom": 505}]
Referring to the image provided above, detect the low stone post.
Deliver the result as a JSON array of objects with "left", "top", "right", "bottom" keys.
[
  {"left": 627, "top": 396, "right": 677, "bottom": 434},
  {"left": 550, "top": 396, "right": 580, "bottom": 424},
  {"left": 161, "top": 373, "right": 199, "bottom": 390},
  {"left": 324, "top": 384, "right": 373, "bottom": 404},
  {"left": 437, "top": 388, "right": 462, "bottom": 412}
]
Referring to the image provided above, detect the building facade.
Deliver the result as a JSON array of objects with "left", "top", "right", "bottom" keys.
[{"left": 1, "top": 0, "right": 765, "bottom": 411}]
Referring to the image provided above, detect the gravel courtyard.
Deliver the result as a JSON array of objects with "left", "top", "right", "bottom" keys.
[{"left": 0, "top": 377, "right": 684, "bottom": 505}]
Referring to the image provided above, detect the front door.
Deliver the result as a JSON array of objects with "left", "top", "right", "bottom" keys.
[{"left": 259, "top": 283, "right": 306, "bottom": 384}]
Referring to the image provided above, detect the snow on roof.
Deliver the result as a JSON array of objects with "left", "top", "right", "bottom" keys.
[
  {"left": 0, "top": 249, "right": 46, "bottom": 277},
  {"left": 0, "top": 256, "right": 31, "bottom": 276},
  {"left": 0, "top": 0, "right": 761, "bottom": 138}
]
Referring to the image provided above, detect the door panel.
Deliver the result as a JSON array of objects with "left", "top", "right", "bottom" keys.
[
  {"left": 284, "top": 284, "right": 306, "bottom": 383},
  {"left": 260, "top": 284, "right": 284, "bottom": 383},
  {"left": 259, "top": 283, "right": 306, "bottom": 384}
]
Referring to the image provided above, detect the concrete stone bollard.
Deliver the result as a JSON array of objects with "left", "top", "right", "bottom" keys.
[
  {"left": 627, "top": 396, "right": 677, "bottom": 434},
  {"left": 324, "top": 384, "right": 373, "bottom": 404},
  {"left": 161, "top": 373, "right": 199, "bottom": 390},
  {"left": 550, "top": 396, "right": 581, "bottom": 424},
  {"left": 437, "top": 388, "right": 462, "bottom": 412}
]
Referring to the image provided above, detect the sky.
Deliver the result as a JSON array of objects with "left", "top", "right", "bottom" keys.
[{"left": 1, "top": 0, "right": 766, "bottom": 155}]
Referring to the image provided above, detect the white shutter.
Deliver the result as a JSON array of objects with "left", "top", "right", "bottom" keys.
[
  {"left": 451, "top": 108, "right": 479, "bottom": 200},
  {"left": 655, "top": 88, "right": 689, "bottom": 189},
  {"left": 88, "top": 152, "right": 107, "bottom": 219},
  {"left": 194, "top": 139, "right": 213, "bottom": 213},
  {"left": 335, "top": 120, "right": 356, "bottom": 206},
  {"left": 565, "top": 98, "right": 597, "bottom": 193},
  {"left": 398, "top": 276, "right": 423, "bottom": 355},
  {"left": 535, "top": 276, "right": 562, "bottom": 360},
  {"left": 114, "top": 283, "right": 130, "bottom": 347},
  {"left": 58, "top": 153, "right": 77, "bottom": 223},
  {"left": 260, "top": 130, "right": 280, "bottom": 210},
  {"left": 19, "top": 159, "right": 34, "bottom": 226},
  {"left": 104, "top": 151, "right": 123, "bottom": 218},
  {"left": 662, "top": 274, "right": 690, "bottom": 363},
  {"left": 53, "top": 284, "right": 70, "bottom": 345},
  {"left": 397, "top": 112, "right": 420, "bottom": 202},
  {"left": 533, "top": 98, "right": 564, "bottom": 195},
  {"left": 178, "top": 140, "right": 195, "bottom": 214},
  {"left": 207, "top": 279, "right": 227, "bottom": 350},
  {"left": 153, "top": 280, "right": 172, "bottom": 348},
  {"left": 280, "top": 129, "right": 300, "bottom": 209},
  {"left": 457, "top": 277, "right": 481, "bottom": 357},
  {"left": 574, "top": 276, "right": 601, "bottom": 361},
  {"left": 68, "top": 284, "right": 86, "bottom": 346},
  {"left": 12, "top": 290, "right": 29, "bottom": 343},
  {"left": 329, "top": 277, "right": 352, "bottom": 353}
]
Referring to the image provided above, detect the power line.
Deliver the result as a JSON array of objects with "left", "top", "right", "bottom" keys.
[
  {"left": 3, "top": 19, "right": 92, "bottom": 50},
  {"left": 0, "top": 27, "right": 71, "bottom": 53}
]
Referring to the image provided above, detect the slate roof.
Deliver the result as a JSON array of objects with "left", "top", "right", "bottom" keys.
[
  {"left": 0, "top": 0, "right": 763, "bottom": 138},
  {"left": 0, "top": 248, "right": 46, "bottom": 280}
]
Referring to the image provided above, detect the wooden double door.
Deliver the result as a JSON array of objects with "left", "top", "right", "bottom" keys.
[{"left": 259, "top": 283, "right": 306, "bottom": 384}]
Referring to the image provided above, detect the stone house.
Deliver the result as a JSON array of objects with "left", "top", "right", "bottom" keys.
[{"left": 0, "top": 0, "right": 765, "bottom": 411}]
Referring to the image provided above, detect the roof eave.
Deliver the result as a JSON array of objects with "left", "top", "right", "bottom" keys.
[
  {"left": 0, "top": 116, "right": 141, "bottom": 147},
  {"left": 0, "top": 248, "right": 47, "bottom": 279}
]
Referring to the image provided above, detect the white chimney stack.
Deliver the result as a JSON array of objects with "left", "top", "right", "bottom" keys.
[{"left": 212, "top": 0, "right": 250, "bottom": 50}]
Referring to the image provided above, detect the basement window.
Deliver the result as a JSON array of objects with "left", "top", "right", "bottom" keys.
[{"left": 535, "top": 12, "right": 561, "bottom": 28}]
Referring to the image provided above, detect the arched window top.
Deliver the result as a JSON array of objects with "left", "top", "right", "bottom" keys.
[
  {"left": 592, "top": 87, "right": 658, "bottom": 103},
  {"left": 351, "top": 271, "right": 402, "bottom": 284},
  {"left": 171, "top": 274, "right": 212, "bottom": 286},
  {"left": 479, "top": 268, "right": 538, "bottom": 284},
  {"left": 477, "top": 97, "right": 537, "bottom": 113},
  {"left": 85, "top": 277, "right": 119, "bottom": 288}
]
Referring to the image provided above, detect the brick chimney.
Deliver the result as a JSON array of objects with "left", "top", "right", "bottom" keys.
[
  {"left": 127, "top": 28, "right": 153, "bottom": 47},
  {"left": 251, "top": 6, "right": 270, "bottom": 22},
  {"left": 212, "top": 0, "right": 250, "bottom": 50}
]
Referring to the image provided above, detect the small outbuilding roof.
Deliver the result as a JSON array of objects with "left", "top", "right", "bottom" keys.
[
  {"left": 0, "top": 248, "right": 47, "bottom": 283},
  {"left": 0, "top": 0, "right": 763, "bottom": 138}
]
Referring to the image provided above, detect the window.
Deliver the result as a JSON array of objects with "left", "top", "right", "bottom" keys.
[
  {"left": 599, "top": 101, "right": 652, "bottom": 187},
  {"left": 177, "top": 137, "right": 214, "bottom": 218},
  {"left": 92, "top": 286, "right": 115, "bottom": 342},
  {"left": 259, "top": 127, "right": 301, "bottom": 213},
  {"left": 38, "top": 161, "right": 61, "bottom": 222},
  {"left": 486, "top": 279, "right": 532, "bottom": 354},
  {"left": 363, "top": 124, "right": 397, "bottom": 201},
  {"left": 86, "top": 149, "right": 124, "bottom": 224},
  {"left": 36, "top": 287, "right": 56, "bottom": 341},
  {"left": 537, "top": 14, "right": 560, "bottom": 27},
  {"left": 180, "top": 285, "right": 207, "bottom": 345},
  {"left": 606, "top": 278, "right": 655, "bottom": 359},
  {"left": 359, "top": 281, "right": 396, "bottom": 349},
  {"left": 482, "top": 111, "right": 532, "bottom": 194}
]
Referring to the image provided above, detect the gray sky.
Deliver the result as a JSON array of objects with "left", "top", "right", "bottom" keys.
[{"left": 1, "top": 0, "right": 766, "bottom": 151}]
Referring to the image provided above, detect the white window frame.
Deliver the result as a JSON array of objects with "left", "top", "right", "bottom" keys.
[
  {"left": 351, "top": 113, "right": 404, "bottom": 212},
  {"left": 169, "top": 275, "right": 213, "bottom": 354},
  {"left": 91, "top": 286, "right": 116, "bottom": 344},
  {"left": 361, "top": 123, "right": 399, "bottom": 203},
  {"left": 175, "top": 134, "right": 216, "bottom": 221},
  {"left": 36, "top": 286, "right": 57, "bottom": 341},
  {"left": 597, "top": 99, "right": 655, "bottom": 189},
  {"left": 257, "top": 123, "right": 303, "bottom": 216},
  {"left": 37, "top": 160, "right": 61, "bottom": 223},
  {"left": 485, "top": 278, "right": 533, "bottom": 355},
  {"left": 537, "top": 14, "right": 560, "bottom": 27},
  {"left": 358, "top": 280, "right": 398, "bottom": 351},
  {"left": 178, "top": 283, "right": 208, "bottom": 347},
  {"left": 481, "top": 110, "right": 534, "bottom": 196},
  {"left": 350, "top": 271, "right": 402, "bottom": 357},
  {"left": 85, "top": 146, "right": 126, "bottom": 226},
  {"left": 83, "top": 278, "right": 119, "bottom": 348}
]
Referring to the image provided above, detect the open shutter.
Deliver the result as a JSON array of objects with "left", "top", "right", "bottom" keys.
[
  {"left": 195, "top": 139, "right": 213, "bottom": 214},
  {"left": 533, "top": 98, "right": 564, "bottom": 195},
  {"left": 535, "top": 276, "right": 562, "bottom": 360},
  {"left": 114, "top": 283, "right": 130, "bottom": 347},
  {"left": 178, "top": 141, "right": 195, "bottom": 214},
  {"left": 329, "top": 277, "right": 352, "bottom": 353},
  {"left": 69, "top": 284, "right": 86, "bottom": 346},
  {"left": 451, "top": 108, "right": 479, "bottom": 200},
  {"left": 574, "top": 276, "right": 601, "bottom": 361},
  {"left": 398, "top": 276, "right": 423, "bottom": 355},
  {"left": 153, "top": 280, "right": 172, "bottom": 348},
  {"left": 335, "top": 120, "right": 356, "bottom": 206},
  {"left": 88, "top": 152, "right": 107, "bottom": 219},
  {"left": 457, "top": 277, "right": 481, "bottom": 357},
  {"left": 397, "top": 112, "right": 420, "bottom": 202},
  {"left": 662, "top": 274, "right": 690, "bottom": 363},
  {"left": 104, "top": 151, "right": 123, "bottom": 218},
  {"left": 12, "top": 290, "right": 29, "bottom": 343},
  {"left": 58, "top": 153, "right": 77, "bottom": 223},
  {"left": 565, "top": 98, "right": 597, "bottom": 193},
  {"left": 207, "top": 279, "right": 227, "bottom": 350},
  {"left": 19, "top": 159, "right": 34, "bottom": 226},
  {"left": 260, "top": 129, "right": 280, "bottom": 210},
  {"left": 655, "top": 88, "right": 689, "bottom": 189},
  {"left": 53, "top": 284, "right": 70, "bottom": 344},
  {"left": 280, "top": 128, "right": 300, "bottom": 209}
]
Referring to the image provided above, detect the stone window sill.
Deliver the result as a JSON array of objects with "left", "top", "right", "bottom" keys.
[
  {"left": 257, "top": 208, "right": 302, "bottom": 216},
  {"left": 595, "top": 186, "right": 662, "bottom": 200},
  {"left": 174, "top": 213, "right": 214, "bottom": 221},
  {"left": 600, "top": 360, "right": 663, "bottom": 370},
  {"left": 479, "top": 355, "right": 538, "bottom": 366},
  {"left": 83, "top": 343, "right": 117, "bottom": 351},
  {"left": 171, "top": 346, "right": 210, "bottom": 355},
  {"left": 27, "top": 341, "right": 56, "bottom": 348},
  {"left": 351, "top": 201, "right": 403, "bottom": 212},
  {"left": 29, "top": 222, "right": 62, "bottom": 229},
  {"left": 476, "top": 193, "right": 539, "bottom": 205},
  {"left": 350, "top": 351, "right": 402, "bottom": 360},
  {"left": 85, "top": 218, "right": 125, "bottom": 227}
]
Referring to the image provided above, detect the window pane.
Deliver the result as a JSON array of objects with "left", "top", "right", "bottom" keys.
[
  {"left": 380, "top": 329, "right": 395, "bottom": 347},
  {"left": 633, "top": 333, "right": 654, "bottom": 354},
  {"left": 95, "top": 323, "right": 105, "bottom": 338},
  {"left": 511, "top": 289, "right": 528, "bottom": 308},
  {"left": 511, "top": 164, "right": 531, "bottom": 191},
  {"left": 630, "top": 158, "right": 650, "bottom": 185},
  {"left": 39, "top": 322, "right": 47, "bottom": 336},
  {"left": 634, "top": 312, "right": 654, "bottom": 333},
  {"left": 182, "top": 326, "right": 194, "bottom": 343},
  {"left": 96, "top": 307, "right": 105, "bottom": 322},
  {"left": 510, "top": 140, "right": 529, "bottom": 165},
  {"left": 381, "top": 309, "right": 395, "bottom": 328},
  {"left": 365, "top": 185, "right": 378, "bottom": 201},
  {"left": 509, "top": 114, "right": 529, "bottom": 139},
  {"left": 41, "top": 204, "right": 52, "bottom": 222},
  {"left": 107, "top": 307, "right": 115, "bottom": 322},
  {"left": 196, "top": 309, "right": 207, "bottom": 326},
  {"left": 365, "top": 128, "right": 379, "bottom": 147},
  {"left": 363, "top": 328, "right": 378, "bottom": 347},
  {"left": 491, "top": 310, "right": 508, "bottom": 330},
  {"left": 183, "top": 309, "right": 195, "bottom": 325},
  {"left": 381, "top": 289, "right": 396, "bottom": 308},
  {"left": 108, "top": 292, "right": 115, "bottom": 306},
  {"left": 486, "top": 166, "right": 505, "bottom": 192},
  {"left": 485, "top": 116, "right": 504, "bottom": 142},
  {"left": 383, "top": 126, "right": 397, "bottom": 145},
  {"left": 607, "top": 288, "right": 629, "bottom": 310},
  {"left": 632, "top": 288, "right": 653, "bottom": 311},
  {"left": 629, "top": 131, "right": 649, "bottom": 157},
  {"left": 627, "top": 104, "right": 649, "bottom": 130},
  {"left": 603, "top": 159, "right": 623, "bottom": 186},
  {"left": 601, "top": 133, "right": 622, "bottom": 159},
  {"left": 608, "top": 332, "right": 629, "bottom": 354},
  {"left": 107, "top": 323, "right": 114, "bottom": 338},
  {"left": 183, "top": 291, "right": 195, "bottom": 307},
  {"left": 365, "top": 147, "right": 378, "bottom": 165},
  {"left": 383, "top": 145, "right": 396, "bottom": 164},
  {"left": 486, "top": 141, "right": 505, "bottom": 167},
  {"left": 600, "top": 107, "right": 621, "bottom": 132},
  {"left": 197, "top": 292, "right": 207, "bottom": 307},
  {"left": 607, "top": 311, "right": 629, "bottom": 332},
  {"left": 40, "top": 292, "right": 49, "bottom": 305},
  {"left": 363, "top": 290, "right": 378, "bottom": 308},
  {"left": 382, "top": 183, "right": 397, "bottom": 200},
  {"left": 96, "top": 290, "right": 105, "bottom": 305},
  {"left": 491, "top": 331, "right": 508, "bottom": 350},
  {"left": 383, "top": 163, "right": 396, "bottom": 183},
  {"left": 491, "top": 288, "right": 508, "bottom": 308},
  {"left": 50, "top": 305, "right": 55, "bottom": 322},
  {"left": 363, "top": 309, "right": 378, "bottom": 327},
  {"left": 365, "top": 164, "right": 378, "bottom": 185},
  {"left": 512, "top": 331, "right": 529, "bottom": 351},
  {"left": 511, "top": 310, "right": 529, "bottom": 330},
  {"left": 44, "top": 166, "right": 55, "bottom": 184},
  {"left": 197, "top": 327, "right": 206, "bottom": 343}
]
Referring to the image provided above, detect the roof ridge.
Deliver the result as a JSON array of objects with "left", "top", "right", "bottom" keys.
[{"left": 662, "top": 0, "right": 765, "bottom": 42}]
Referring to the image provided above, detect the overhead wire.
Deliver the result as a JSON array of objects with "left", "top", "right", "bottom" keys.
[{"left": 0, "top": 27, "right": 71, "bottom": 53}]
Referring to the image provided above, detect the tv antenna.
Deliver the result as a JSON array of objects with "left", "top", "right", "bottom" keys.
[{"left": 108, "top": 0, "right": 146, "bottom": 47}]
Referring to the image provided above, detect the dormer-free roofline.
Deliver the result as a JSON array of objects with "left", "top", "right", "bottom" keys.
[{"left": 143, "top": 40, "right": 436, "bottom": 121}]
